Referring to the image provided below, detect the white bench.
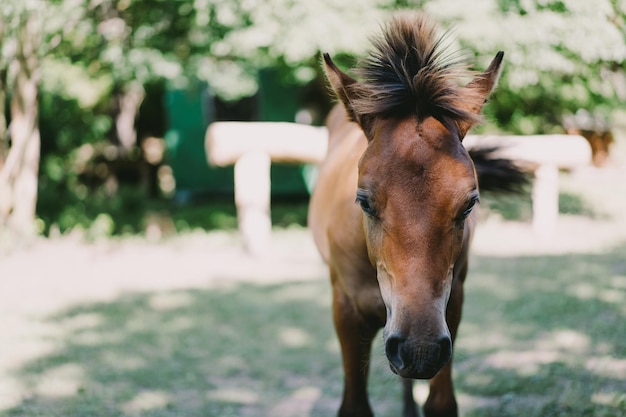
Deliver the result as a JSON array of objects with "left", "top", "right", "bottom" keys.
[{"left": 206, "top": 123, "right": 591, "bottom": 255}]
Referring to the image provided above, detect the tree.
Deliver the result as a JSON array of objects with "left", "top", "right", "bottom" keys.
[
  {"left": 159, "top": 0, "right": 624, "bottom": 135},
  {"left": 80, "top": 0, "right": 186, "bottom": 154},
  {"left": 0, "top": 0, "right": 87, "bottom": 236},
  {"left": 3, "top": 0, "right": 625, "bottom": 236},
  {"left": 0, "top": 18, "right": 9, "bottom": 172},
  {"left": 184, "top": 0, "right": 391, "bottom": 100},
  {"left": 413, "top": 0, "right": 626, "bottom": 134},
  {"left": 0, "top": 4, "right": 44, "bottom": 236}
]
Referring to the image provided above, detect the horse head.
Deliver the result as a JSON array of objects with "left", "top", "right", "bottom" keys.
[{"left": 323, "top": 13, "right": 504, "bottom": 379}]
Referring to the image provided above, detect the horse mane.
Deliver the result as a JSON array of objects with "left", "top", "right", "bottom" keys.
[{"left": 351, "top": 12, "right": 482, "bottom": 136}]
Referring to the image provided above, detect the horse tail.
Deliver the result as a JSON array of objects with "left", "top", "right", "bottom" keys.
[{"left": 469, "top": 147, "right": 531, "bottom": 195}]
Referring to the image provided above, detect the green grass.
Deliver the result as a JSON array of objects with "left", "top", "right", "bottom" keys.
[
  {"left": 3, "top": 243, "right": 625, "bottom": 417},
  {"left": 457, "top": 246, "right": 626, "bottom": 417}
]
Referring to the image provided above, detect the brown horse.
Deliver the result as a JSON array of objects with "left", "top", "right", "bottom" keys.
[{"left": 308, "top": 12, "right": 526, "bottom": 417}]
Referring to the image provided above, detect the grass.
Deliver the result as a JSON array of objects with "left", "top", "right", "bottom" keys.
[
  {"left": 457, "top": 246, "right": 626, "bottom": 416},
  {"left": 5, "top": 281, "right": 343, "bottom": 417},
  {"left": 2, "top": 239, "right": 625, "bottom": 417}
]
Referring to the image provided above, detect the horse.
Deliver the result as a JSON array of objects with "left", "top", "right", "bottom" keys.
[{"left": 308, "top": 12, "right": 527, "bottom": 417}]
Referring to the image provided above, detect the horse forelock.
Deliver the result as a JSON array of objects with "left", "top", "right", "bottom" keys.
[{"left": 351, "top": 12, "right": 483, "bottom": 136}]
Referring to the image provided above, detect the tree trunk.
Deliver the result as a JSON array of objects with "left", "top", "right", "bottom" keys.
[
  {"left": 115, "top": 81, "right": 145, "bottom": 154},
  {"left": 0, "top": 18, "right": 7, "bottom": 171},
  {"left": 0, "top": 68, "right": 7, "bottom": 171},
  {"left": 0, "top": 12, "right": 41, "bottom": 236}
]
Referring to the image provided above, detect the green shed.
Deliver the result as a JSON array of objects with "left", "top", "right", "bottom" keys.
[{"left": 164, "top": 72, "right": 314, "bottom": 200}]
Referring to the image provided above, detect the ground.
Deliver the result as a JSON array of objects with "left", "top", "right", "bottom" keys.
[{"left": 1, "top": 155, "right": 626, "bottom": 416}]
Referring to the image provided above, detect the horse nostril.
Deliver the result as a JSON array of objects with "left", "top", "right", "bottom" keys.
[
  {"left": 437, "top": 336, "right": 452, "bottom": 366},
  {"left": 385, "top": 335, "right": 406, "bottom": 372}
]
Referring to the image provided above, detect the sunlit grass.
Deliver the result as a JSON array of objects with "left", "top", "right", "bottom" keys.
[
  {"left": 457, "top": 246, "right": 626, "bottom": 417},
  {"left": 2, "top": 240, "right": 625, "bottom": 417}
]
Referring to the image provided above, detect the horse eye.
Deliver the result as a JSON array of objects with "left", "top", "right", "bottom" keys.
[
  {"left": 461, "top": 196, "right": 479, "bottom": 219},
  {"left": 356, "top": 190, "right": 377, "bottom": 217},
  {"left": 359, "top": 199, "right": 374, "bottom": 215}
]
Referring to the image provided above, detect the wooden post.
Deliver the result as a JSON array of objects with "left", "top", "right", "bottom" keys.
[
  {"left": 532, "top": 164, "right": 559, "bottom": 237},
  {"left": 208, "top": 125, "right": 592, "bottom": 250},
  {"left": 206, "top": 122, "right": 328, "bottom": 255},
  {"left": 206, "top": 122, "right": 327, "bottom": 166},
  {"left": 234, "top": 151, "right": 272, "bottom": 256}
]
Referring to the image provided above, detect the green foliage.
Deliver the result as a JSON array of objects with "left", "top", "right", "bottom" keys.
[
  {"left": 179, "top": 0, "right": 391, "bottom": 99},
  {"left": 558, "top": 191, "right": 597, "bottom": 217},
  {"left": 482, "top": 192, "right": 534, "bottom": 221},
  {"left": 419, "top": 0, "right": 626, "bottom": 133},
  {"left": 36, "top": 185, "right": 309, "bottom": 237},
  {"left": 34, "top": 0, "right": 392, "bottom": 100},
  {"left": 4, "top": 0, "right": 626, "bottom": 124},
  {"left": 480, "top": 188, "right": 597, "bottom": 221},
  {"left": 2, "top": 0, "right": 625, "bottom": 236}
]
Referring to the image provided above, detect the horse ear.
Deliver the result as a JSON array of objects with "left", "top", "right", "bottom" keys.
[
  {"left": 322, "top": 53, "right": 360, "bottom": 123},
  {"left": 459, "top": 51, "right": 504, "bottom": 137},
  {"left": 467, "top": 51, "right": 504, "bottom": 98}
]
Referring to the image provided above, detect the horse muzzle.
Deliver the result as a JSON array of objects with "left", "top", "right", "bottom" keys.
[{"left": 384, "top": 333, "right": 452, "bottom": 379}]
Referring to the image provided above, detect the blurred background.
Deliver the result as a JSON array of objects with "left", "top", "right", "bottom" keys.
[
  {"left": 0, "top": 0, "right": 624, "bottom": 239},
  {"left": 1, "top": 1, "right": 626, "bottom": 417}
]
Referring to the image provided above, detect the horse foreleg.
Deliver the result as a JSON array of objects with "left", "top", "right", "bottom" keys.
[
  {"left": 402, "top": 378, "right": 419, "bottom": 417},
  {"left": 332, "top": 285, "right": 378, "bottom": 417},
  {"left": 423, "top": 265, "right": 466, "bottom": 417},
  {"left": 422, "top": 362, "right": 457, "bottom": 417}
]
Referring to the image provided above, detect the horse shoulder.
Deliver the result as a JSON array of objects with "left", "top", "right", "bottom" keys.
[
  {"left": 309, "top": 120, "right": 366, "bottom": 261},
  {"left": 308, "top": 116, "right": 384, "bottom": 321}
]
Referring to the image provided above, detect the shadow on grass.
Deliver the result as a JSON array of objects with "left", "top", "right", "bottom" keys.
[
  {"left": 3, "top": 243, "right": 626, "bottom": 417},
  {"left": 2, "top": 280, "right": 348, "bottom": 417},
  {"left": 457, "top": 242, "right": 626, "bottom": 417}
]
